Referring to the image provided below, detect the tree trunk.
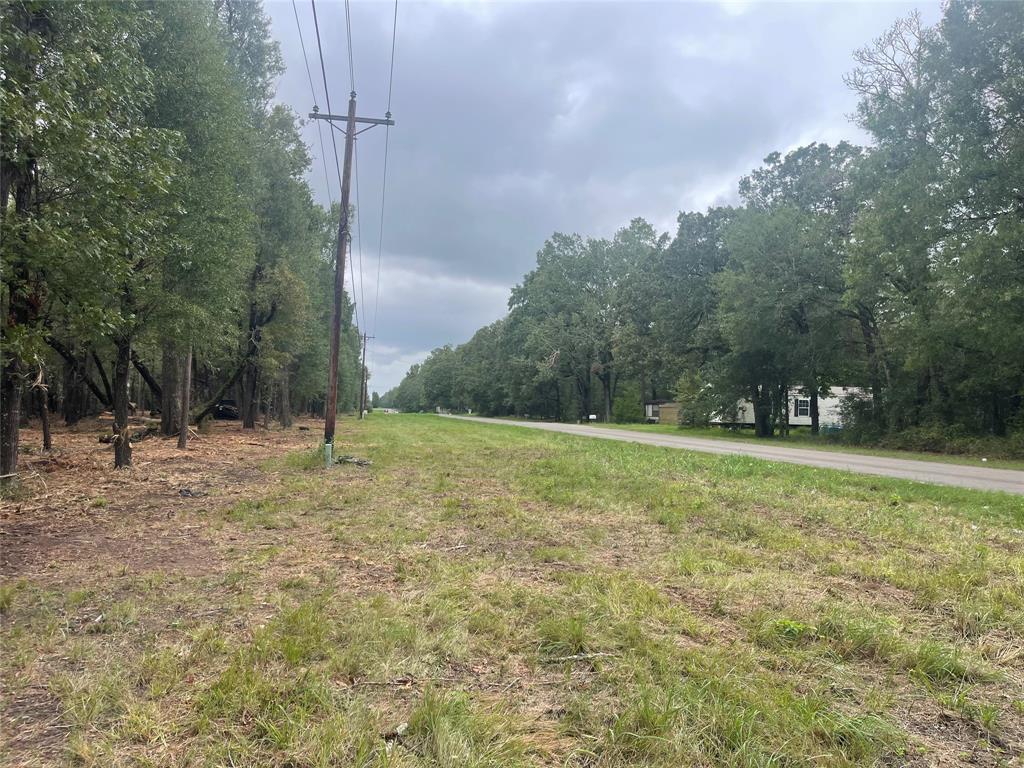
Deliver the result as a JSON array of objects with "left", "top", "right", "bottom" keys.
[
  {"left": 62, "top": 355, "right": 84, "bottom": 426},
  {"left": 751, "top": 386, "right": 774, "bottom": 438},
  {"left": 131, "top": 351, "right": 163, "bottom": 404},
  {"left": 602, "top": 375, "right": 613, "bottom": 423},
  {"left": 0, "top": 5, "right": 45, "bottom": 489},
  {"left": 161, "top": 344, "right": 182, "bottom": 436},
  {"left": 279, "top": 368, "right": 293, "bottom": 428},
  {"left": 810, "top": 391, "right": 820, "bottom": 435},
  {"left": 192, "top": 350, "right": 251, "bottom": 423},
  {"left": 262, "top": 380, "right": 271, "bottom": 429},
  {"left": 575, "top": 373, "right": 591, "bottom": 421},
  {"left": 242, "top": 364, "right": 258, "bottom": 429},
  {"left": 112, "top": 338, "right": 133, "bottom": 468},
  {"left": 780, "top": 385, "right": 790, "bottom": 437},
  {"left": 47, "top": 337, "right": 109, "bottom": 411},
  {"left": 0, "top": 359, "right": 23, "bottom": 488},
  {"left": 178, "top": 346, "right": 192, "bottom": 449},
  {"left": 991, "top": 392, "right": 1006, "bottom": 437},
  {"left": 37, "top": 378, "right": 52, "bottom": 451},
  {"left": 89, "top": 351, "right": 113, "bottom": 406}
]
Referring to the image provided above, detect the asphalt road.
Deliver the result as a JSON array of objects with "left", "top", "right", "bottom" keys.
[{"left": 443, "top": 416, "right": 1024, "bottom": 495}]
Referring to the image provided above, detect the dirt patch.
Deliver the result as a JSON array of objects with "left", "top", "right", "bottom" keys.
[
  {"left": 1, "top": 684, "right": 66, "bottom": 765},
  {"left": 900, "top": 695, "right": 1019, "bottom": 767},
  {"left": 1, "top": 418, "right": 315, "bottom": 582}
]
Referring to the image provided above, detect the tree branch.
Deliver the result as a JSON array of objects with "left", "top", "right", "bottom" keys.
[
  {"left": 130, "top": 350, "right": 162, "bottom": 401},
  {"left": 91, "top": 350, "right": 114, "bottom": 405},
  {"left": 191, "top": 352, "right": 252, "bottom": 423},
  {"left": 46, "top": 337, "right": 111, "bottom": 407}
]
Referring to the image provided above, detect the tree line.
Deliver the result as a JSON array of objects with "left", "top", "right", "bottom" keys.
[
  {"left": 384, "top": 3, "right": 1023, "bottom": 450},
  {"left": 1, "top": 0, "right": 364, "bottom": 485}
]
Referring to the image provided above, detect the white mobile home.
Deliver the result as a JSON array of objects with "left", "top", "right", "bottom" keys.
[
  {"left": 646, "top": 386, "right": 866, "bottom": 428},
  {"left": 710, "top": 386, "right": 867, "bottom": 428}
]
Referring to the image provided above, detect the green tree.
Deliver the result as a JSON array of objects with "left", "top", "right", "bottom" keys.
[
  {"left": 139, "top": 0, "right": 254, "bottom": 437},
  {"left": 739, "top": 143, "right": 863, "bottom": 432},
  {"left": 2, "top": 0, "right": 176, "bottom": 475},
  {"left": 714, "top": 208, "right": 836, "bottom": 436},
  {"left": 845, "top": 2, "right": 1024, "bottom": 434}
]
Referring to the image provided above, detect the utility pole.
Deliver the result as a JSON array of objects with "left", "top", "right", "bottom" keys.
[
  {"left": 358, "top": 333, "right": 374, "bottom": 419},
  {"left": 311, "top": 95, "right": 394, "bottom": 465}
]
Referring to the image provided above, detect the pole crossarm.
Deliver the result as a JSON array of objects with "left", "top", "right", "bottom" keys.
[{"left": 309, "top": 112, "right": 395, "bottom": 127}]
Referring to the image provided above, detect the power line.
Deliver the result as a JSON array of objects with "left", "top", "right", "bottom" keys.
[
  {"left": 369, "top": 0, "right": 399, "bottom": 378},
  {"left": 310, "top": 0, "right": 360, "bottom": 333},
  {"left": 371, "top": 128, "right": 389, "bottom": 338},
  {"left": 348, "top": 225, "right": 360, "bottom": 331},
  {"left": 344, "top": 0, "right": 356, "bottom": 94},
  {"left": 385, "top": 0, "right": 398, "bottom": 113},
  {"left": 347, "top": 143, "right": 363, "bottom": 333},
  {"left": 305, "top": 0, "right": 394, "bottom": 453},
  {"left": 353, "top": 140, "right": 367, "bottom": 333},
  {"left": 341, "top": 0, "right": 359, "bottom": 332},
  {"left": 310, "top": 0, "right": 345, "bottom": 199},
  {"left": 291, "top": 0, "right": 319, "bottom": 113},
  {"left": 290, "top": 0, "right": 335, "bottom": 203}
]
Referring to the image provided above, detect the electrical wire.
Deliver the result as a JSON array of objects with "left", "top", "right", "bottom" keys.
[
  {"left": 291, "top": 0, "right": 335, "bottom": 203},
  {"left": 310, "top": 0, "right": 345, "bottom": 203},
  {"left": 344, "top": 0, "right": 356, "bottom": 94},
  {"left": 353, "top": 141, "right": 367, "bottom": 335},
  {"left": 311, "top": 0, "right": 363, "bottom": 332},
  {"left": 301, "top": 0, "right": 397, "bottom": 385},
  {"left": 369, "top": 0, "right": 399, "bottom": 378},
  {"left": 385, "top": 0, "right": 398, "bottom": 113}
]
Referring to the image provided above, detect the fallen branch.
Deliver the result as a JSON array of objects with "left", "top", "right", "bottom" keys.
[
  {"left": 99, "top": 426, "right": 158, "bottom": 444},
  {"left": 335, "top": 455, "right": 372, "bottom": 466},
  {"left": 548, "top": 652, "right": 617, "bottom": 663},
  {"left": 418, "top": 542, "right": 468, "bottom": 552}
]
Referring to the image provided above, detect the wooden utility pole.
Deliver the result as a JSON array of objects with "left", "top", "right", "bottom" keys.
[
  {"left": 358, "top": 333, "right": 373, "bottom": 419},
  {"left": 311, "top": 97, "right": 393, "bottom": 464}
]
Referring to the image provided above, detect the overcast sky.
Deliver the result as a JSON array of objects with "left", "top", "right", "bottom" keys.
[{"left": 265, "top": 0, "right": 940, "bottom": 393}]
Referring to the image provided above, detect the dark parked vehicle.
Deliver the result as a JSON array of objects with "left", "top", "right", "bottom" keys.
[{"left": 213, "top": 399, "right": 239, "bottom": 420}]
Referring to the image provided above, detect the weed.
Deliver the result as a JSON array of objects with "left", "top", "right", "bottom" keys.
[
  {"left": 905, "top": 640, "right": 987, "bottom": 685},
  {"left": 226, "top": 499, "right": 294, "bottom": 529},
  {"left": 816, "top": 607, "right": 902, "bottom": 662},
  {"left": 937, "top": 685, "right": 1002, "bottom": 734},
  {"left": 811, "top": 710, "right": 904, "bottom": 762},
  {"left": 406, "top": 689, "right": 529, "bottom": 768},
  {"left": 530, "top": 546, "right": 577, "bottom": 564},
  {"left": 538, "top": 614, "right": 589, "bottom": 658},
  {"left": 0, "top": 579, "right": 26, "bottom": 614},
  {"left": 750, "top": 614, "right": 817, "bottom": 648}
]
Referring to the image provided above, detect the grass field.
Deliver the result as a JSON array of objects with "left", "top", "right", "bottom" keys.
[{"left": 2, "top": 414, "right": 1023, "bottom": 766}]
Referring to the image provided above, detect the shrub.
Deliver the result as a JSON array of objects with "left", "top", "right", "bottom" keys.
[
  {"left": 612, "top": 381, "right": 644, "bottom": 423},
  {"left": 674, "top": 371, "right": 713, "bottom": 427}
]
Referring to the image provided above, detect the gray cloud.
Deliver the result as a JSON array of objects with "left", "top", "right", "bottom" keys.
[{"left": 266, "top": 0, "right": 940, "bottom": 392}]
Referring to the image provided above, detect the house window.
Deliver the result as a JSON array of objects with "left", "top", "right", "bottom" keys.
[
  {"left": 651, "top": 405, "right": 660, "bottom": 418},
  {"left": 795, "top": 398, "right": 810, "bottom": 417}
]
